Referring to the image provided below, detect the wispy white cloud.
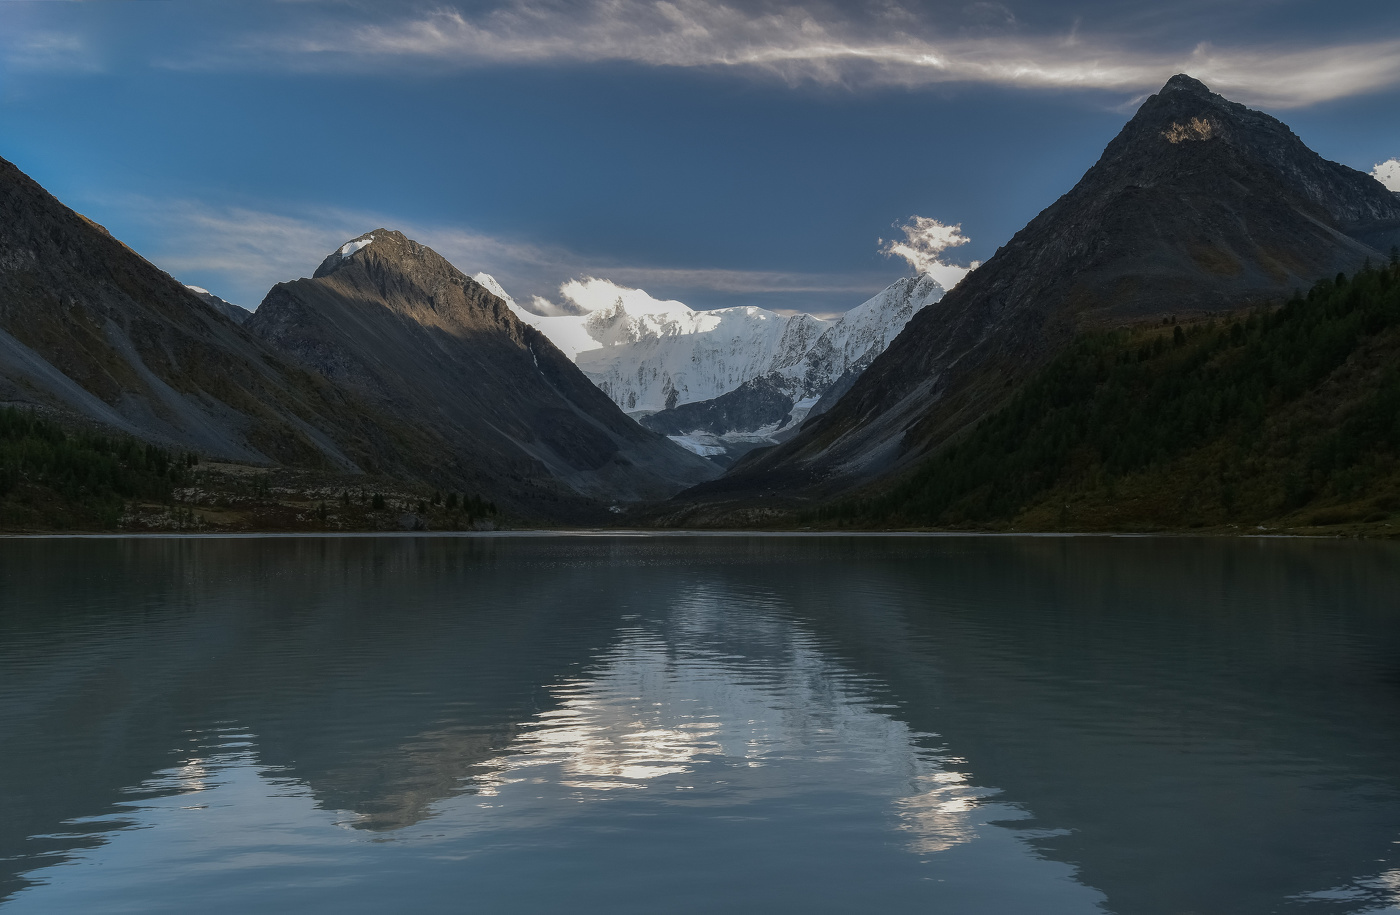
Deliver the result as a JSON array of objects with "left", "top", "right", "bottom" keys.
[
  {"left": 0, "top": 29, "right": 100, "bottom": 73},
  {"left": 100, "top": 195, "right": 883, "bottom": 310},
  {"left": 195, "top": 1, "right": 1400, "bottom": 107},
  {"left": 1374, "top": 158, "right": 1400, "bottom": 192},
  {"left": 4, "top": 2, "right": 1398, "bottom": 107},
  {"left": 880, "top": 216, "right": 978, "bottom": 289},
  {"left": 106, "top": 198, "right": 371, "bottom": 306}
]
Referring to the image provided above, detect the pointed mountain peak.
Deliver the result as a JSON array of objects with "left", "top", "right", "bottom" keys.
[
  {"left": 312, "top": 228, "right": 412, "bottom": 278},
  {"left": 278, "top": 228, "right": 527, "bottom": 334},
  {"left": 1161, "top": 73, "right": 1213, "bottom": 97},
  {"left": 1076, "top": 74, "right": 1400, "bottom": 227}
]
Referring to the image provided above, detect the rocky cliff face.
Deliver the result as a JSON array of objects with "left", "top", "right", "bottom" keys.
[
  {"left": 247, "top": 231, "right": 718, "bottom": 506},
  {"left": 692, "top": 75, "right": 1400, "bottom": 505}
]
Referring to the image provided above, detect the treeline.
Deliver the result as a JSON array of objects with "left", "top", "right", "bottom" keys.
[
  {"left": 0, "top": 405, "right": 509, "bottom": 531},
  {"left": 0, "top": 408, "right": 197, "bottom": 529},
  {"left": 355, "top": 489, "right": 498, "bottom": 520},
  {"left": 813, "top": 254, "right": 1400, "bottom": 530}
]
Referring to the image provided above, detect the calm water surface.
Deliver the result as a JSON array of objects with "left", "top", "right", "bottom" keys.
[{"left": 2, "top": 535, "right": 1399, "bottom": 914}]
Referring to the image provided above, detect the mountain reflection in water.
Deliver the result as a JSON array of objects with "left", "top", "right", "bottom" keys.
[{"left": 1, "top": 535, "right": 1398, "bottom": 914}]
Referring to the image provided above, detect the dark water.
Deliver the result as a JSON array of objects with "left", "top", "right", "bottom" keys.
[{"left": 2, "top": 535, "right": 1399, "bottom": 915}]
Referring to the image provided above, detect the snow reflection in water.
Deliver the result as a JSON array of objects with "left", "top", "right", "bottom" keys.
[
  {"left": 460, "top": 588, "right": 998, "bottom": 860},
  {"left": 12, "top": 584, "right": 1026, "bottom": 911},
  {"left": 1293, "top": 867, "right": 1400, "bottom": 913}
]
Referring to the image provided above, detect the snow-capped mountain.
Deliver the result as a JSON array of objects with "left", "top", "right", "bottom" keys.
[
  {"left": 496, "top": 278, "right": 830, "bottom": 411},
  {"left": 775, "top": 273, "right": 946, "bottom": 411},
  {"left": 485, "top": 274, "right": 945, "bottom": 462},
  {"left": 636, "top": 275, "right": 946, "bottom": 463}
]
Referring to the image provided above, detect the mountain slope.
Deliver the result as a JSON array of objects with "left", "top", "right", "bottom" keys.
[
  {"left": 185, "top": 285, "right": 252, "bottom": 325},
  {"left": 693, "top": 75, "right": 1400, "bottom": 508},
  {"left": 815, "top": 262, "right": 1400, "bottom": 533},
  {"left": 0, "top": 154, "right": 380, "bottom": 470},
  {"left": 246, "top": 231, "right": 718, "bottom": 506}
]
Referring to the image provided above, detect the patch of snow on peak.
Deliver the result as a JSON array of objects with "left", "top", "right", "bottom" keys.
[
  {"left": 1373, "top": 158, "right": 1400, "bottom": 192},
  {"left": 184, "top": 284, "right": 210, "bottom": 295},
  {"left": 338, "top": 235, "right": 375, "bottom": 259}
]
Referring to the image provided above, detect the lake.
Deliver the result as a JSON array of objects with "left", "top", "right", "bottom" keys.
[{"left": 1, "top": 534, "right": 1399, "bottom": 914}]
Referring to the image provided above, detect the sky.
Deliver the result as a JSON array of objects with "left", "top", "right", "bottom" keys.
[{"left": 1, "top": 1, "right": 1399, "bottom": 316}]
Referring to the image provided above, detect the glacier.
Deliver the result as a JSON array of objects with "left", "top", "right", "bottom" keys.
[{"left": 481, "top": 273, "right": 945, "bottom": 460}]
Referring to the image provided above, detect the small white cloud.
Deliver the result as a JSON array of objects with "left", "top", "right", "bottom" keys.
[
  {"left": 1373, "top": 158, "right": 1400, "bottom": 192},
  {"left": 880, "top": 216, "right": 980, "bottom": 289}
]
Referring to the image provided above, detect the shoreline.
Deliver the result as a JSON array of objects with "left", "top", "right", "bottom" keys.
[{"left": 0, "top": 528, "right": 1335, "bottom": 540}]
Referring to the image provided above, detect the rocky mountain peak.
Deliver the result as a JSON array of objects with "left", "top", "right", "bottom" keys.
[
  {"left": 245, "top": 228, "right": 718, "bottom": 509},
  {"left": 1161, "top": 73, "right": 1212, "bottom": 96},
  {"left": 1090, "top": 74, "right": 1400, "bottom": 229},
  {"left": 697, "top": 77, "right": 1400, "bottom": 505},
  {"left": 313, "top": 228, "right": 407, "bottom": 279},
  {"left": 290, "top": 228, "right": 526, "bottom": 337}
]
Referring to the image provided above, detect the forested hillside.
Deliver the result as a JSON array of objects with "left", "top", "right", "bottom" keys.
[
  {"left": 814, "top": 255, "right": 1400, "bottom": 533},
  {"left": 0, "top": 408, "right": 504, "bottom": 532},
  {"left": 0, "top": 409, "right": 196, "bottom": 529}
]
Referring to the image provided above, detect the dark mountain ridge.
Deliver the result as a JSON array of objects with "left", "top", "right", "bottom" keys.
[
  {"left": 0, "top": 154, "right": 379, "bottom": 471},
  {"left": 187, "top": 286, "right": 252, "bottom": 325},
  {"left": 817, "top": 259, "right": 1400, "bottom": 533},
  {"left": 0, "top": 156, "right": 713, "bottom": 524},
  {"left": 247, "top": 231, "right": 718, "bottom": 507},
  {"left": 681, "top": 75, "right": 1400, "bottom": 513}
]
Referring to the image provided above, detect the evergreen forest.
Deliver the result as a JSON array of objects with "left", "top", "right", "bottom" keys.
[{"left": 813, "top": 256, "right": 1400, "bottom": 532}]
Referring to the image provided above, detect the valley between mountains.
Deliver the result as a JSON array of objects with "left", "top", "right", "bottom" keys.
[{"left": 2, "top": 75, "right": 1399, "bottom": 535}]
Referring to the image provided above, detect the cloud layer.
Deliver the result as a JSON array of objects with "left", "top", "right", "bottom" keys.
[{"left": 215, "top": 1, "right": 1400, "bottom": 107}]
